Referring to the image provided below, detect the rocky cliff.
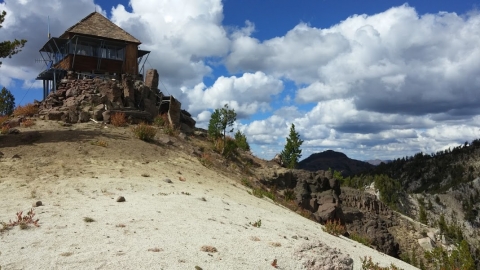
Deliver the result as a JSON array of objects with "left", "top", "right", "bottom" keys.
[{"left": 259, "top": 168, "right": 400, "bottom": 257}]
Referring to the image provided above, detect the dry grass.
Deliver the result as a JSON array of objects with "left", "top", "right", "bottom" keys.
[
  {"left": 131, "top": 123, "right": 156, "bottom": 141},
  {"left": 322, "top": 219, "right": 346, "bottom": 236},
  {"left": 21, "top": 119, "right": 35, "bottom": 128},
  {"left": 13, "top": 103, "right": 38, "bottom": 117},
  {"left": 148, "top": 247, "right": 163, "bottom": 252},
  {"left": 200, "top": 245, "right": 217, "bottom": 253},
  {"left": 361, "top": 256, "right": 403, "bottom": 270},
  {"left": 163, "top": 124, "right": 180, "bottom": 136},
  {"left": 110, "top": 112, "right": 127, "bottom": 127},
  {"left": 250, "top": 236, "right": 261, "bottom": 241},
  {"left": 90, "top": 140, "right": 108, "bottom": 147},
  {"left": 154, "top": 114, "right": 169, "bottom": 127},
  {"left": 0, "top": 115, "right": 8, "bottom": 125},
  {"left": 199, "top": 152, "right": 214, "bottom": 167},
  {"left": 1, "top": 125, "right": 9, "bottom": 134}
]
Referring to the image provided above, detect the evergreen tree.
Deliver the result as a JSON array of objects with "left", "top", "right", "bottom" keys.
[
  {"left": 0, "top": 87, "right": 15, "bottom": 116},
  {"left": 280, "top": 123, "right": 303, "bottom": 169},
  {"left": 207, "top": 104, "right": 237, "bottom": 153},
  {"left": 234, "top": 130, "right": 250, "bottom": 151},
  {"left": 0, "top": 11, "right": 27, "bottom": 67}
]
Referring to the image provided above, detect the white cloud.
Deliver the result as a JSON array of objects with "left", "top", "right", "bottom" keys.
[
  {"left": 227, "top": 4, "right": 480, "bottom": 117},
  {"left": 110, "top": 0, "right": 229, "bottom": 91},
  {"left": 3, "top": 1, "right": 480, "bottom": 162},
  {"left": 183, "top": 71, "right": 283, "bottom": 118}
]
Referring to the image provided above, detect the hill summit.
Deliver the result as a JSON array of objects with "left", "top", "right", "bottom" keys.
[{"left": 298, "top": 150, "right": 373, "bottom": 176}]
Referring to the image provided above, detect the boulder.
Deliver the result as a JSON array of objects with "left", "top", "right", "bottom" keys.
[
  {"left": 102, "top": 110, "right": 111, "bottom": 123},
  {"left": 180, "top": 123, "right": 194, "bottom": 134},
  {"left": 46, "top": 111, "right": 64, "bottom": 121},
  {"left": 144, "top": 69, "right": 159, "bottom": 90},
  {"left": 78, "top": 111, "right": 90, "bottom": 122},
  {"left": 314, "top": 203, "right": 345, "bottom": 224},
  {"left": 93, "top": 104, "right": 105, "bottom": 121},
  {"left": 418, "top": 237, "right": 435, "bottom": 251}
]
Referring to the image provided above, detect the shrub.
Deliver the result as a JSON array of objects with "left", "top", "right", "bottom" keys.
[
  {"left": 249, "top": 219, "right": 262, "bottom": 228},
  {"left": 252, "top": 188, "right": 275, "bottom": 201},
  {"left": 154, "top": 114, "right": 168, "bottom": 127},
  {"left": 199, "top": 152, "right": 213, "bottom": 167},
  {"left": 7, "top": 209, "right": 40, "bottom": 229},
  {"left": 350, "top": 232, "right": 372, "bottom": 246},
  {"left": 0, "top": 115, "right": 8, "bottom": 125},
  {"left": 214, "top": 136, "right": 238, "bottom": 157},
  {"left": 283, "top": 189, "right": 295, "bottom": 202},
  {"left": 13, "top": 103, "right": 38, "bottom": 117},
  {"left": 111, "top": 112, "right": 127, "bottom": 127},
  {"left": 234, "top": 130, "right": 250, "bottom": 151},
  {"left": 1, "top": 124, "right": 9, "bottom": 134},
  {"left": 241, "top": 178, "right": 253, "bottom": 188},
  {"left": 164, "top": 124, "right": 180, "bottom": 136},
  {"left": 361, "top": 256, "right": 403, "bottom": 270},
  {"left": 132, "top": 122, "right": 156, "bottom": 141},
  {"left": 21, "top": 119, "right": 35, "bottom": 128},
  {"left": 322, "top": 219, "right": 346, "bottom": 236}
]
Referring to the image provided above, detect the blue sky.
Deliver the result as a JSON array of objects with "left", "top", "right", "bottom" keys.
[{"left": 2, "top": 0, "right": 480, "bottom": 161}]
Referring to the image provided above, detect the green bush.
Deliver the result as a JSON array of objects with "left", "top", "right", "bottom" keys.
[
  {"left": 234, "top": 130, "right": 250, "bottom": 151},
  {"left": 131, "top": 123, "right": 156, "bottom": 141},
  {"left": 361, "top": 256, "right": 403, "bottom": 270},
  {"left": 350, "top": 232, "right": 372, "bottom": 246},
  {"left": 154, "top": 114, "right": 167, "bottom": 127},
  {"left": 283, "top": 189, "right": 295, "bottom": 202}
]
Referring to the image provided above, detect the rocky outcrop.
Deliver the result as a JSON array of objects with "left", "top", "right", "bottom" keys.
[
  {"left": 260, "top": 169, "right": 400, "bottom": 257},
  {"left": 294, "top": 241, "right": 354, "bottom": 270},
  {"left": 36, "top": 69, "right": 196, "bottom": 132}
]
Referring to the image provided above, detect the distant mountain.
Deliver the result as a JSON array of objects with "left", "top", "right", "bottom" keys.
[
  {"left": 365, "top": 159, "right": 392, "bottom": 166},
  {"left": 298, "top": 150, "right": 374, "bottom": 176}
]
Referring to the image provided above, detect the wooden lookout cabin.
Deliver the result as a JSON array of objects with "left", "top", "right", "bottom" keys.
[{"left": 36, "top": 12, "right": 150, "bottom": 99}]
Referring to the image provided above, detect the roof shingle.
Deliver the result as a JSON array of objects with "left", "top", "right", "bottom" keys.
[{"left": 60, "top": 12, "right": 141, "bottom": 44}]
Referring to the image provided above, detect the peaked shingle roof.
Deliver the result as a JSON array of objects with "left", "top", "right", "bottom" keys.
[{"left": 60, "top": 12, "right": 141, "bottom": 44}]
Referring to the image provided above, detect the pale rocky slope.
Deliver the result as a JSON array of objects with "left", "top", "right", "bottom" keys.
[{"left": 0, "top": 120, "right": 416, "bottom": 270}]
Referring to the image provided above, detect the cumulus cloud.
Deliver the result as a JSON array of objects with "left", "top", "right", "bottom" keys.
[
  {"left": 3, "top": 1, "right": 480, "bottom": 161},
  {"left": 0, "top": 0, "right": 104, "bottom": 87},
  {"left": 227, "top": 4, "right": 480, "bottom": 118},
  {"left": 110, "top": 0, "right": 229, "bottom": 91},
  {"left": 183, "top": 71, "right": 283, "bottom": 118}
]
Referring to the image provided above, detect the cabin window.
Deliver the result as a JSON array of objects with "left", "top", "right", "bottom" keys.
[{"left": 99, "top": 46, "right": 124, "bottom": 60}]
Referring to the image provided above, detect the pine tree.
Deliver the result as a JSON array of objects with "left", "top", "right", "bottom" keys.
[
  {"left": 0, "top": 87, "right": 15, "bottom": 116},
  {"left": 234, "top": 130, "right": 250, "bottom": 151},
  {"left": 280, "top": 123, "right": 303, "bottom": 169},
  {"left": 0, "top": 11, "right": 27, "bottom": 67},
  {"left": 207, "top": 104, "right": 237, "bottom": 153}
]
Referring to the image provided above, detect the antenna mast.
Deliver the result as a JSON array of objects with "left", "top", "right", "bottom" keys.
[{"left": 47, "top": 16, "right": 51, "bottom": 39}]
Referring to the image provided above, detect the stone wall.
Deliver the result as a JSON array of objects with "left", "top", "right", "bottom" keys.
[{"left": 36, "top": 69, "right": 196, "bottom": 133}]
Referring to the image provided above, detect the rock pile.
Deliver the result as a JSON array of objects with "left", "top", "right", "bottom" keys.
[{"left": 35, "top": 69, "right": 196, "bottom": 132}]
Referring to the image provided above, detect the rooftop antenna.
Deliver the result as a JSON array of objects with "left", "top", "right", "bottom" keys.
[{"left": 47, "top": 15, "right": 51, "bottom": 39}]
